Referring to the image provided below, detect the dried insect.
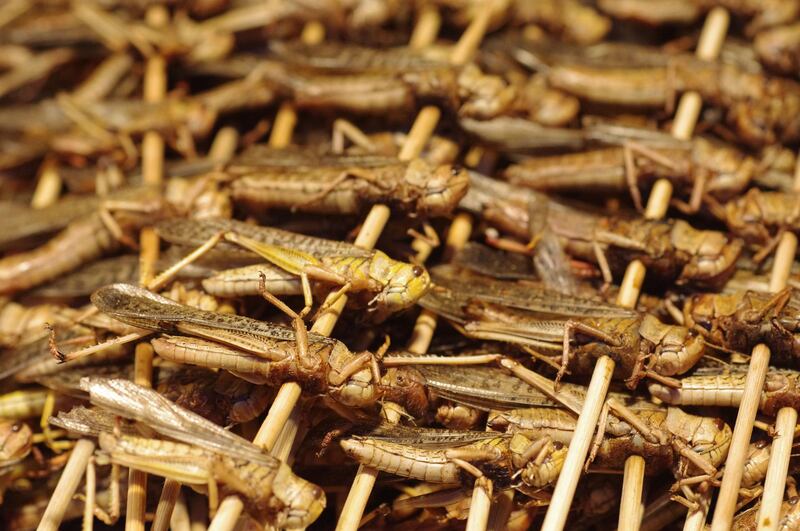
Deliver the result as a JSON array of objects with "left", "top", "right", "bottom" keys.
[
  {"left": 464, "top": 172, "right": 742, "bottom": 289},
  {"left": 683, "top": 288, "right": 800, "bottom": 370},
  {"left": 420, "top": 266, "right": 705, "bottom": 388},
  {"left": 51, "top": 377, "right": 325, "bottom": 528},
  {"left": 648, "top": 365, "right": 800, "bottom": 416},
  {"left": 156, "top": 218, "right": 431, "bottom": 318},
  {"left": 90, "top": 284, "right": 381, "bottom": 409},
  {"left": 226, "top": 146, "right": 469, "bottom": 217},
  {"left": 340, "top": 424, "right": 567, "bottom": 492}
]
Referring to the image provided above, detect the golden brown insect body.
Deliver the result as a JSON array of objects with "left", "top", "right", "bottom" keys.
[
  {"left": 340, "top": 427, "right": 566, "bottom": 490},
  {"left": 227, "top": 147, "right": 469, "bottom": 216},
  {"left": 649, "top": 366, "right": 800, "bottom": 416},
  {"left": 466, "top": 173, "right": 742, "bottom": 289},
  {"left": 684, "top": 289, "right": 800, "bottom": 369},
  {"left": 92, "top": 284, "right": 377, "bottom": 408}
]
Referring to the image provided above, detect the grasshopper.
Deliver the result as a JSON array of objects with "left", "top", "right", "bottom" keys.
[
  {"left": 648, "top": 364, "right": 800, "bottom": 416},
  {"left": 89, "top": 283, "right": 383, "bottom": 409},
  {"left": 683, "top": 287, "right": 800, "bottom": 369},
  {"left": 340, "top": 424, "right": 567, "bottom": 493},
  {"left": 225, "top": 145, "right": 469, "bottom": 217},
  {"left": 464, "top": 172, "right": 742, "bottom": 289},
  {"left": 708, "top": 188, "right": 800, "bottom": 262},
  {"left": 504, "top": 133, "right": 755, "bottom": 213},
  {"left": 0, "top": 186, "right": 167, "bottom": 295},
  {"left": 50, "top": 377, "right": 325, "bottom": 528},
  {"left": 155, "top": 218, "right": 431, "bottom": 319},
  {"left": 420, "top": 266, "right": 705, "bottom": 388}
]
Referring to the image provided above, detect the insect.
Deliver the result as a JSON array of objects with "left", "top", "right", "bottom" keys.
[
  {"left": 0, "top": 420, "right": 33, "bottom": 467},
  {"left": 89, "top": 283, "right": 382, "bottom": 409},
  {"left": 51, "top": 377, "right": 325, "bottom": 528},
  {"left": 755, "top": 21, "right": 800, "bottom": 75},
  {"left": 340, "top": 424, "right": 567, "bottom": 492},
  {"left": 420, "top": 265, "right": 705, "bottom": 388},
  {"left": 682, "top": 288, "right": 800, "bottom": 370},
  {"left": 708, "top": 188, "right": 800, "bottom": 260},
  {"left": 545, "top": 54, "right": 800, "bottom": 148},
  {"left": 0, "top": 186, "right": 166, "bottom": 295},
  {"left": 648, "top": 365, "right": 800, "bottom": 416},
  {"left": 504, "top": 133, "right": 755, "bottom": 213},
  {"left": 464, "top": 172, "right": 742, "bottom": 289},
  {"left": 224, "top": 145, "right": 469, "bottom": 217},
  {"left": 487, "top": 404, "right": 731, "bottom": 490},
  {"left": 156, "top": 218, "right": 431, "bottom": 319}
]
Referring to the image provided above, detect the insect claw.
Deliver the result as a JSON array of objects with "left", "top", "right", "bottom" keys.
[{"left": 45, "top": 324, "right": 67, "bottom": 363}]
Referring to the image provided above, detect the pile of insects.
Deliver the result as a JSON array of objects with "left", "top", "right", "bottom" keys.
[{"left": 4, "top": 1, "right": 800, "bottom": 530}]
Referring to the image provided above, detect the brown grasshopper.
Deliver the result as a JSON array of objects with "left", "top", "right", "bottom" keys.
[
  {"left": 683, "top": 287, "right": 800, "bottom": 370},
  {"left": 464, "top": 172, "right": 742, "bottom": 289},
  {"left": 420, "top": 265, "right": 705, "bottom": 389}
]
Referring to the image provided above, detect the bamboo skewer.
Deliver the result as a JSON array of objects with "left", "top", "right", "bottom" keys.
[
  {"left": 336, "top": 212, "right": 473, "bottom": 531},
  {"left": 710, "top": 344, "right": 771, "bottom": 530},
  {"left": 409, "top": 4, "right": 441, "bottom": 50},
  {"left": 268, "top": 22, "right": 324, "bottom": 150},
  {"left": 122, "top": 7, "right": 169, "bottom": 531},
  {"left": 30, "top": 158, "right": 62, "bottom": 209},
  {"left": 541, "top": 356, "right": 615, "bottom": 531},
  {"left": 618, "top": 456, "right": 646, "bottom": 530},
  {"left": 36, "top": 439, "right": 97, "bottom": 531},
  {"left": 753, "top": 151, "right": 800, "bottom": 530},
  {"left": 487, "top": 491, "right": 515, "bottom": 531},
  {"left": 152, "top": 480, "right": 182, "bottom": 531},
  {"left": 599, "top": 9, "right": 729, "bottom": 531},
  {"left": 169, "top": 492, "right": 191, "bottom": 531},
  {"left": 757, "top": 406, "right": 797, "bottom": 530},
  {"left": 206, "top": 21, "right": 327, "bottom": 531}
]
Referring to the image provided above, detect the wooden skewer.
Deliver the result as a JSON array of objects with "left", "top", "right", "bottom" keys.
[
  {"left": 541, "top": 356, "right": 615, "bottom": 531},
  {"left": 207, "top": 126, "right": 239, "bottom": 163},
  {"left": 336, "top": 212, "right": 473, "bottom": 531},
  {"left": 710, "top": 344, "right": 771, "bottom": 530},
  {"left": 409, "top": 4, "right": 441, "bottom": 50},
  {"left": 753, "top": 148, "right": 800, "bottom": 531},
  {"left": 268, "top": 21, "right": 325, "bottom": 149},
  {"left": 126, "top": 7, "right": 169, "bottom": 531},
  {"left": 83, "top": 457, "right": 97, "bottom": 531},
  {"left": 601, "top": 9, "right": 728, "bottom": 531},
  {"left": 757, "top": 406, "right": 797, "bottom": 530},
  {"left": 30, "top": 158, "right": 62, "bottom": 209},
  {"left": 169, "top": 492, "right": 191, "bottom": 531},
  {"left": 36, "top": 439, "right": 97, "bottom": 531},
  {"left": 152, "top": 479, "right": 182, "bottom": 531},
  {"left": 126, "top": 343, "right": 155, "bottom": 531},
  {"left": 487, "top": 491, "right": 515, "bottom": 531},
  {"left": 204, "top": 20, "right": 327, "bottom": 531},
  {"left": 618, "top": 456, "right": 646, "bottom": 530}
]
